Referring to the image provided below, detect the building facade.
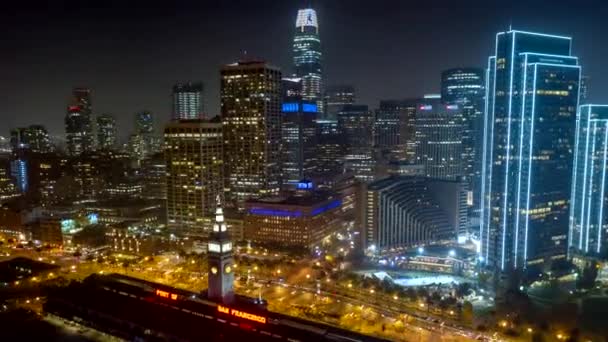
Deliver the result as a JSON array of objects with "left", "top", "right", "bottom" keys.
[
  {"left": 244, "top": 192, "right": 343, "bottom": 249},
  {"left": 364, "top": 176, "right": 467, "bottom": 254},
  {"left": 221, "top": 61, "right": 282, "bottom": 209},
  {"left": 569, "top": 105, "right": 608, "bottom": 258},
  {"left": 65, "top": 87, "right": 95, "bottom": 156},
  {"left": 375, "top": 100, "right": 417, "bottom": 162},
  {"left": 293, "top": 8, "right": 323, "bottom": 113},
  {"left": 324, "top": 85, "right": 355, "bottom": 120},
  {"left": 480, "top": 30, "right": 581, "bottom": 270},
  {"left": 96, "top": 114, "right": 117, "bottom": 150},
  {"left": 281, "top": 78, "right": 317, "bottom": 186},
  {"left": 164, "top": 119, "right": 223, "bottom": 234},
  {"left": 414, "top": 96, "right": 464, "bottom": 181},
  {"left": 338, "top": 104, "right": 374, "bottom": 182},
  {"left": 172, "top": 82, "right": 203, "bottom": 120},
  {"left": 10, "top": 125, "right": 52, "bottom": 153},
  {"left": 441, "top": 68, "right": 485, "bottom": 210}
]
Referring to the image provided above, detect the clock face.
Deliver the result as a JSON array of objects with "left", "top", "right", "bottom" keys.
[
  {"left": 211, "top": 266, "right": 218, "bottom": 275},
  {"left": 224, "top": 265, "right": 232, "bottom": 274}
]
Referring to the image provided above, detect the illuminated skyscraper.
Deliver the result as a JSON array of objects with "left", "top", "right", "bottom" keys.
[
  {"left": 441, "top": 68, "right": 485, "bottom": 209},
  {"left": 569, "top": 105, "right": 608, "bottom": 257},
  {"left": 164, "top": 119, "right": 224, "bottom": 234},
  {"left": 172, "top": 82, "right": 203, "bottom": 120},
  {"left": 375, "top": 100, "right": 417, "bottom": 161},
  {"left": 414, "top": 95, "right": 464, "bottom": 181},
  {"left": 221, "top": 61, "right": 282, "bottom": 209},
  {"left": 293, "top": 8, "right": 323, "bottom": 113},
  {"left": 338, "top": 104, "right": 374, "bottom": 182},
  {"left": 281, "top": 77, "right": 317, "bottom": 186},
  {"left": 135, "top": 110, "right": 159, "bottom": 156},
  {"left": 10, "top": 125, "right": 52, "bottom": 153},
  {"left": 65, "top": 87, "right": 95, "bottom": 156},
  {"left": 96, "top": 114, "right": 117, "bottom": 150},
  {"left": 480, "top": 30, "right": 581, "bottom": 271},
  {"left": 324, "top": 85, "right": 355, "bottom": 120}
]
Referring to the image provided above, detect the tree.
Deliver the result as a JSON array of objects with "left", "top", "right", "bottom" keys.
[
  {"left": 577, "top": 261, "right": 598, "bottom": 290},
  {"left": 456, "top": 282, "right": 472, "bottom": 298}
]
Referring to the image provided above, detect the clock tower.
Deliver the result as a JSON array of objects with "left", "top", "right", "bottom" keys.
[{"left": 207, "top": 196, "right": 234, "bottom": 303}]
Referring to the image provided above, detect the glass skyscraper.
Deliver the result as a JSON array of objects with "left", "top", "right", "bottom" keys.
[
  {"left": 414, "top": 95, "right": 464, "bottom": 181},
  {"left": 569, "top": 105, "right": 608, "bottom": 257},
  {"left": 96, "top": 114, "right": 117, "bottom": 150},
  {"left": 172, "top": 82, "right": 203, "bottom": 120},
  {"left": 65, "top": 87, "right": 95, "bottom": 156},
  {"left": 221, "top": 61, "right": 282, "bottom": 209},
  {"left": 480, "top": 30, "right": 581, "bottom": 271},
  {"left": 441, "top": 68, "right": 485, "bottom": 209},
  {"left": 293, "top": 8, "right": 323, "bottom": 113},
  {"left": 281, "top": 77, "right": 317, "bottom": 186}
]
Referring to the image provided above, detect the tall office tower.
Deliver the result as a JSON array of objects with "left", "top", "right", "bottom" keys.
[
  {"left": 480, "top": 30, "right": 581, "bottom": 271},
  {"left": 414, "top": 95, "right": 464, "bottom": 181},
  {"left": 375, "top": 100, "right": 417, "bottom": 161},
  {"left": 10, "top": 125, "right": 52, "bottom": 153},
  {"left": 96, "top": 114, "right": 117, "bottom": 150},
  {"left": 142, "top": 153, "right": 167, "bottom": 200},
  {"left": 207, "top": 198, "right": 234, "bottom": 303},
  {"left": 164, "top": 119, "right": 223, "bottom": 234},
  {"left": 281, "top": 78, "right": 317, "bottom": 186},
  {"left": 172, "top": 82, "right": 204, "bottom": 120},
  {"left": 66, "top": 88, "right": 94, "bottom": 156},
  {"left": 338, "top": 104, "right": 375, "bottom": 182},
  {"left": 364, "top": 176, "right": 467, "bottom": 254},
  {"left": 324, "top": 85, "right": 355, "bottom": 120},
  {"left": 315, "top": 119, "right": 344, "bottom": 177},
  {"left": 441, "top": 68, "right": 485, "bottom": 209},
  {"left": 221, "top": 61, "right": 282, "bottom": 209},
  {"left": 135, "top": 111, "right": 159, "bottom": 156},
  {"left": 293, "top": 8, "right": 323, "bottom": 113},
  {"left": 569, "top": 105, "right": 608, "bottom": 257},
  {"left": 9, "top": 158, "right": 27, "bottom": 193}
]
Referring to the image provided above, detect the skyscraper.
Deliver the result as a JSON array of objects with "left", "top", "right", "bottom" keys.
[
  {"left": 164, "top": 119, "right": 224, "bottom": 234},
  {"left": 375, "top": 100, "right": 417, "bottom": 161},
  {"left": 569, "top": 105, "right": 608, "bottom": 257},
  {"left": 172, "top": 82, "right": 204, "bottom": 120},
  {"left": 338, "top": 104, "right": 375, "bottom": 182},
  {"left": 281, "top": 77, "right": 317, "bottom": 186},
  {"left": 324, "top": 85, "right": 355, "bottom": 120},
  {"left": 96, "top": 114, "right": 117, "bottom": 150},
  {"left": 221, "top": 60, "right": 282, "bottom": 209},
  {"left": 135, "top": 110, "right": 159, "bottom": 156},
  {"left": 65, "top": 87, "right": 95, "bottom": 156},
  {"left": 480, "top": 30, "right": 581, "bottom": 271},
  {"left": 315, "top": 119, "right": 344, "bottom": 177},
  {"left": 10, "top": 125, "right": 52, "bottom": 153},
  {"left": 293, "top": 8, "right": 323, "bottom": 113},
  {"left": 441, "top": 68, "right": 485, "bottom": 209},
  {"left": 414, "top": 95, "right": 464, "bottom": 181}
]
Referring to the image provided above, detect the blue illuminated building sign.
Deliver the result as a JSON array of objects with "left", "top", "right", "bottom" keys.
[
  {"left": 311, "top": 199, "right": 342, "bottom": 216},
  {"left": 248, "top": 199, "right": 342, "bottom": 217},
  {"left": 297, "top": 181, "right": 313, "bottom": 190},
  {"left": 282, "top": 103, "right": 318, "bottom": 114},
  {"left": 282, "top": 103, "right": 299, "bottom": 113},
  {"left": 302, "top": 103, "right": 317, "bottom": 113}
]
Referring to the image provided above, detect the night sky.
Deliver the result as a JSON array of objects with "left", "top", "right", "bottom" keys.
[{"left": 2, "top": 0, "right": 608, "bottom": 140}]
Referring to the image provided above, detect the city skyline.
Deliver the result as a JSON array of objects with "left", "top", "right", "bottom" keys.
[{"left": 3, "top": 1, "right": 608, "bottom": 137}]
